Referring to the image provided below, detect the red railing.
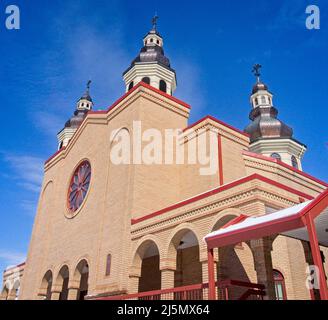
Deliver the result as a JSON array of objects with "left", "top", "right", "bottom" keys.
[{"left": 92, "top": 280, "right": 265, "bottom": 301}]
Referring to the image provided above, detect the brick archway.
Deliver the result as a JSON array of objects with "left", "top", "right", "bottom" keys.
[
  {"left": 165, "top": 225, "right": 202, "bottom": 288},
  {"left": 71, "top": 259, "right": 89, "bottom": 300},
  {"left": 38, "top": 270, "right": 53, "bottom": 300},
  {"left": 130, "top": 237, "right": 162, "bottom": 294}
]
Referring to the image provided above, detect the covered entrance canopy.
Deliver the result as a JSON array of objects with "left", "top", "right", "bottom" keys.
[{"left": 204, "top": 189, "right": 328, "bottom": 300}]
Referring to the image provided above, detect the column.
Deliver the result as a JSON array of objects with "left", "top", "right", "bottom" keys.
[
  {"left": 250, "top": 237, "right": 276, "bottom": 300},
  {"left": 160, "top": 269, "right": 175, "bottom": 300},
  {"left": 306, "top": 215, "right": 328, "bottom": 300},
  {"left": 67, "top": 279, "right": 80, "bottom": 300},
  {"left": 128, "top": 275, "right": 140, "bottom": 295}
]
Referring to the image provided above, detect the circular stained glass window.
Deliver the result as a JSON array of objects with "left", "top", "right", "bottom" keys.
[{"left": 68, "top": 161, "right": 91, "bottom": 213}]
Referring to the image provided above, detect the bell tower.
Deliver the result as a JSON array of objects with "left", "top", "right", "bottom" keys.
[
  {"left": 245, "top": 65, "right": 307, "bottom": 170},
  {"left": 123, "top": 16, "right": 177, "bottom": 95},
  {"left": 57, "top": 81, "right": 94, "bottom": 150}
]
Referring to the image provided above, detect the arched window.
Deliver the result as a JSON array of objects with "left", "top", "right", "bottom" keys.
[
  {"left": 261, "top": 96, "right": 266, "bottom": 104},
  {"left": 141, "top": 77, "right": 150, "bottom": 85},
  {"left": 254, "top": 98, "right": 258, "bottom": 106},
  {"left": 273, "top": 270, "right": 287, "bottom": 300},
  {"left": 159, "top": 80, "right": 167, "bottom": 93},
  {"left": 271, "top": 153, "right": 281, "bottom": 161},
  {"left": 291, "top": 156, "right": 298, "bottom": 169},
  {"left": 128, "top": 81, "right": 134, "bottom": 91}
]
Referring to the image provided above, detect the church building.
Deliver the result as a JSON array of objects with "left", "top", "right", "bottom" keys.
[{"left": 2, "top": 19, "right": 328, "bottom": 301}]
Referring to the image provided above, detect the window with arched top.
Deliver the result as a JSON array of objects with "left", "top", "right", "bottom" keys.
[
  {"left": 128, "top": 81, "right": 134, "bottom": 91},
  {"left": 271, "top": 153, "right": 281, "bottom": 161},
  {"left": 291, "top": 156, "right": 298, "bottom": 169},
  {"left": 255, "top": 98, "right": 258, "bottom": 106},
  {"left": 141, "top": 77, "right": 150, "bottom": 85},
  {"left": 261, "top": 96, "right": 266, "bottom": 104},
  {"left": 159, "top": 80, "right": 167, "bottom": 93},
  {"left": 273, "top": 270, "right": 287, "bottom": 300}
]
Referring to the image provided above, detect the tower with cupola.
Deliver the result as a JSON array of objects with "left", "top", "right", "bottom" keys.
[
  {"left": 57, "top": 81, "right": 94, "bottom": 150},
  {"left": 123, "top": 16, "right": 177, "bottom": 95},
  {"left": 245, "top": 65, "right": 307, "bottom": 170}
]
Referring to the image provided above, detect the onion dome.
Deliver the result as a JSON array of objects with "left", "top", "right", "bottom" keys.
[
  {"left": 245, "top": 64, "right": 294, "bottom": 143},
  {"left": 122, "top": 16, "right": 177, "bottom": 95}
]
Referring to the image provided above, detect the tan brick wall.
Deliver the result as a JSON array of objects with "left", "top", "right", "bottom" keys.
[{"left": 18, "top": 85, "right": 326, "bottom": 300}]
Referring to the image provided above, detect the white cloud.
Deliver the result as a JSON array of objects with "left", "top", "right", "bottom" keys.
[
  {"left": 0, "top": 250, "right": 26, "bottom": 269},
  {"left": 3, "top": 154, "right": 44, "bottom": 193}
]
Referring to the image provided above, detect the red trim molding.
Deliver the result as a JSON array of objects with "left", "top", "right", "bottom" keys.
[
  {"left": 3, "top": 262, "right": 25, "bottom": 273},
  {"left": 45, "top": 147, "right": 66, "bottom": 165},
  {"left": 183, "top": 115, "right": 250, "bottom": 138},
  {"left": 90, "top": 81, "right": 191, "bottom": 115},
  {"left": 243, "top": 150, "right": 328, "bottom": 187},
  {"left": 131, "top": 173, "right": 314, "bottom": 225}
]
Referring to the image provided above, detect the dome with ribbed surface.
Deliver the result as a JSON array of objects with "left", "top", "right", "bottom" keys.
[{"left": 245, "top": 106, "right": 293, "bottom": 142}]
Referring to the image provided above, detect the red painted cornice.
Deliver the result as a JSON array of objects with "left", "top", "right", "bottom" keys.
[
  {"left": 131, "top": 173, "right": 314, "bottom": 225},
  {"left": 183, "top": 115, "right": 250, "bottom": 138},
  {"left": 243, "top": 150, "right": 328, "bottom": 187}
]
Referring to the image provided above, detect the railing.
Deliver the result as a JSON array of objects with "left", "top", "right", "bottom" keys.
[{"left": 93, "top": 280, "right": 265, "bottom": 301}]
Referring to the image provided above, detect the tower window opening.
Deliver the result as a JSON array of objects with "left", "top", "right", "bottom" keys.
[
  {"left": 157, "top": 40, "right": 160, "bottom": 45},
  {"left": 271, "top": 153, "right": 281, "bottom": 161},
  {"left": 159, "top": 80, "right": 167, "bottom": 93},
  {"left": 291, "top": 156, "right": 298, "bottom": 169},
  {"left": 261, "top": 96, "right": 266, "bottom": 104},
  {"left": 82, "top": 103, "right": 84, "bottom": 107},
  {"left": 141, "top": 77, "right": 150, "bottom": 85},
  {"left": 255, "top": 98, "right": 258, "bottom": 105},
  {"left": 150, "top": 38, "right": 153, "bottom": 43},
  {"left": 128, "top": 81, "right": 134, "bottom": 91}
]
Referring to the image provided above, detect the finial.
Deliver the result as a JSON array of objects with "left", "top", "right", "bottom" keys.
[
  {"left": 86, "top": 80, "right": 91, "bottom": 94},
  {"left": 252, "top": 64, "right": 262, "bottom": 83},
  {"left": 152, "top": 14, "right": 159, "bottom": 30}
]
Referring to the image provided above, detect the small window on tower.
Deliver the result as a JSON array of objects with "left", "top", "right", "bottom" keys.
[
  {"left": 255, "top": 98, "right": 258, "bottom": 105},
  {"left": 291, "top": 156, "right": 298, "bottom": 169},
  {"left": 261, "top": 96, "right": 266, "bottom": 104},
  {"left": 141, "top": 77, "right": 150, "bottom": 85},
  {"left": 128, "top": 81, "right": 134, "bottom": 91},
  {"left": 271, "top": 153, "right": 281, "bottom": 161},
  {"left": 157, "top": 40, "right": 160, "bottom": 45},
  {"left": 159, "top": 80, "right": 167, "bottom": 93},
  {"left": 150, "top": 38, "right": 153, "bottom": 43}
]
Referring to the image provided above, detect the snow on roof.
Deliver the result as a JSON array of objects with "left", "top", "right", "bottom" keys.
[{"left": 204, "top": 200, "right": 312, "bottom": 241}]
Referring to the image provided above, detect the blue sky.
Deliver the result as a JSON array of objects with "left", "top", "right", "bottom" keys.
[{"left": 0, "top": 0, "right": 327, "bottom": 273}]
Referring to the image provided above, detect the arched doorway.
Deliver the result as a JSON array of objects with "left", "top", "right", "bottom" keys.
[
  {"left": 134, "top": 240, "right": 161, "bottom": 293},
  {"left": 39, "top": 270, "right": 53, "bottom": 300},
  {"left": 56, "top": 266, "right": 69, "bottom": 300},
  {"left": 74, "top": 260, "right": 89, "bottom": 300},
  {"left": 168, "top": 229, "right": 202, "bottom": 288}
]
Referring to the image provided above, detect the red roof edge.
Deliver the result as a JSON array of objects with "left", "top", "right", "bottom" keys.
[
  {"left": 243, "top": 150, "right": 328, "bottom": 187},
  {"left": 4, "top": 262, "right": 26, "bottom": 273},
  {"left": 89, "top": 81, "right": 191, "bottom": 116},
  {"left": 221, "top": 214, "right": 249, "bottom": 229},
  {"left": 45, "top": 82, "right": 191, "bottom": 165},
  {"left": 183, "top": 115, "right": 250, "bottom": 138},
  {"left": 45, "top": 147, "right": 66, "bottom": 165},
  {"left": 131, "top": 173, "right": 314, "bottom": 225}
]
